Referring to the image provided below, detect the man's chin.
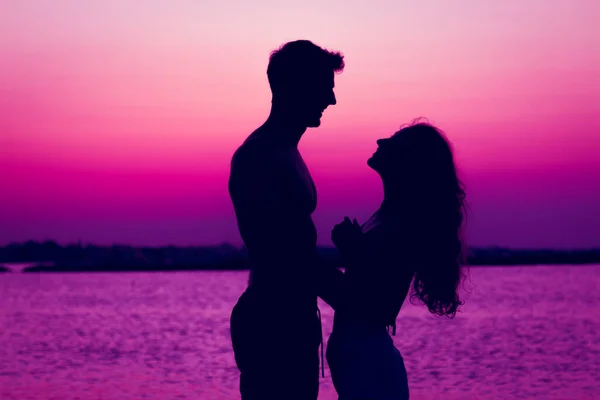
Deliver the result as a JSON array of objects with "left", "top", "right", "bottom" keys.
[{"left": 306, "top": 118, "right": 322, "bottom": 128}]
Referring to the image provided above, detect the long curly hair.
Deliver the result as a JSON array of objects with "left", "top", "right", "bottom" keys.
[{"left": 385, "top": 119, "right": 466, "bottom": 318}]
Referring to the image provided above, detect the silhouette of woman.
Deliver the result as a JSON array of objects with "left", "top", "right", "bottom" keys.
[{"left": 326, "top": 120, "right": 466, "bottom": 399}]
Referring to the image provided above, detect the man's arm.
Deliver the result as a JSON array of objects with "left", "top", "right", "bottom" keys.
[{"left": 315, "top": 259, "right": 345, "bottom": 310}]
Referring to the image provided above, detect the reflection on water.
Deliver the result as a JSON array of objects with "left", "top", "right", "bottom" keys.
[{"left": 1, "top": 266, "right": 599, "bottom": 399}]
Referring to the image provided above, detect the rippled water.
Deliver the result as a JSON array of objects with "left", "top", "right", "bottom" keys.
[{"left": 1, "top": 266, "right": 599, "bottom": 400}]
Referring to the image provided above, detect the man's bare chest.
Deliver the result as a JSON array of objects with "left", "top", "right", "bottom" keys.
[{"left": 275, "top": 152, "right": 317, "bottom": 213}]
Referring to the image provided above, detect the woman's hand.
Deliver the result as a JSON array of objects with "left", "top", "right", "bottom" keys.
[{"left": 331, "top": 217, "right": 363, "bottom": 253}]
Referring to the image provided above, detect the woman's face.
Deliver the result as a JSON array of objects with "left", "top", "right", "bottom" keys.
[{"left": 367, "top": 134, "right": 404, "bottom": 175}]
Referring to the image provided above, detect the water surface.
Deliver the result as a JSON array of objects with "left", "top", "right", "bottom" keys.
[{"left": 1, "top": 266, "right": 599, "bottom": 399}]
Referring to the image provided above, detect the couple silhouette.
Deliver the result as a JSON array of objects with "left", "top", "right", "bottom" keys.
[{"left": 228, "top": 40, "right": 465, "bottom": 400}]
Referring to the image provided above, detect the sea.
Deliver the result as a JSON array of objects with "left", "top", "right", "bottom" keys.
[{"left": 1, "top": 265, "right": 599, "bottom": 399}]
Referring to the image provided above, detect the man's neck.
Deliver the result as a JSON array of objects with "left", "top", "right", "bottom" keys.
[{"left": 261, "top": 105, "right": 307, "bottom": 148}]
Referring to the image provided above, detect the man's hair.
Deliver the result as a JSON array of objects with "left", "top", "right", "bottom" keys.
[{"left": 267, "top": 40, "right": 344, "bottom": 95}]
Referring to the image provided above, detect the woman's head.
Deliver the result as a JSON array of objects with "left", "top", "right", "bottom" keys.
[{"left": 370, "top": 119, "right": 465, "bottom": 318}]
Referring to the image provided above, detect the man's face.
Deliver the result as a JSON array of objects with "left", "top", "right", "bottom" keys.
[{"left": 293, "top": 69, "right": 337, "bottom": 128}]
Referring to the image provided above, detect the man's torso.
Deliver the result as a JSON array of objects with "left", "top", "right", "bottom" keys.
[{"left": 229, "top": 132, "right": 319, "bottom": 304}]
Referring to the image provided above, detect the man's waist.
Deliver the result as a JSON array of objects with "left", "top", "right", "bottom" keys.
[
  {"left": 249, "top": 264, "right": 318, "bottom": 281},
  {"left": 248, "top": 267, "right": 316, "bottom": 290},
  {"left": 247, "top": 276, "right": 317, "bottom": 297},
  {"left": 241, "top": 284, "right": 318, "bottom": 314}
]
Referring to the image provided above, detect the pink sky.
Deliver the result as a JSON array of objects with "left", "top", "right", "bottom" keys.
[{"left": 1, "top": 0, "right": 599, "bottom": 248}]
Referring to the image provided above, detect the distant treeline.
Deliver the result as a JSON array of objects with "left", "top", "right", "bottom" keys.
[{"left": 0, "top": 241, "right": 599, "bottom": 272}]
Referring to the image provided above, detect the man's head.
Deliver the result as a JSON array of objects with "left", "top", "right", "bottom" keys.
[{"left": 267, "top": 40, "right": 344, "bottom": 128}]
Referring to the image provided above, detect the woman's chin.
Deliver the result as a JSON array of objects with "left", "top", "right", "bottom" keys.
[{"left": 367, "top": 157, "right": 377, "bottom": 169}]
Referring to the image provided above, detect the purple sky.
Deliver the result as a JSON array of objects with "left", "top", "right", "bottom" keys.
[{"left": 1, "top": 0, "right": 599, "bottom": 248}]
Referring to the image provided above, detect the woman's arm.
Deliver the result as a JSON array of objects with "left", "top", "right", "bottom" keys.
[
  {"left": 332, "top": 217, "right": 364, "bottom": 268},
  {"left": 331, "top": 219, "right": 371, "bottom": 314}
]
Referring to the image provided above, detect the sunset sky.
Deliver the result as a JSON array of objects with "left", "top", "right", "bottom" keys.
[{"left": 1, "top": 0, "right": 599, "bottom": 248}]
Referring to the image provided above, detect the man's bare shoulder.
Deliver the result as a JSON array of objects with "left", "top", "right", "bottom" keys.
[
  {"left": 229, "top": 132, "right": 281, "bottom": 202},
  {"left": 230, "top": 132, "right": 278, "bottom": 175}
]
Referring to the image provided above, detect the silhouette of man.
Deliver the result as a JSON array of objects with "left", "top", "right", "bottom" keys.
[{"left": 228, "top": 40, "right": 345, "bottom": 400}]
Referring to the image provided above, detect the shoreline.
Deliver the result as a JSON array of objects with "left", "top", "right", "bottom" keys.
[
  {"left": 2, "top": 243, "right": 600, "bottom": 273},
  {"left": 2, "top": 261, "right": 599, "bottom": 273}
]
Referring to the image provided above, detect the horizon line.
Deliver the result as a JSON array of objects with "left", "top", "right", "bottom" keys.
[{"left": 2, "top": 240, "right": 599, "bottom": 253}]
